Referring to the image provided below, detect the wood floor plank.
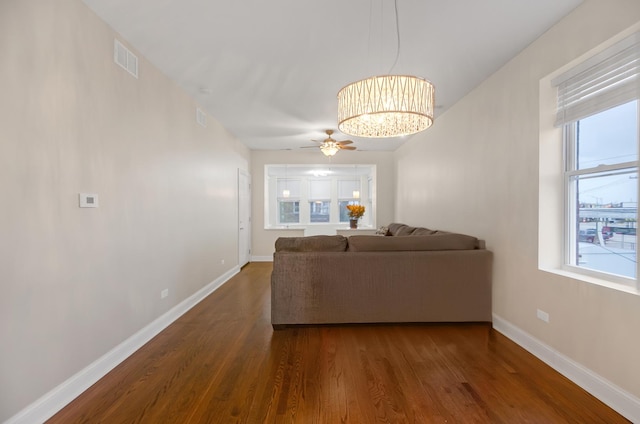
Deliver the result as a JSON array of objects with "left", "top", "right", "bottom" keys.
[{"left": 47, "top": 262, "right": 630, "bottom": 424}]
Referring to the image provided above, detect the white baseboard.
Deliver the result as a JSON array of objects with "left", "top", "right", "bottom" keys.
[
  {"left": 493, "top": 314, "right": 640, "bottom": 423},
  {"left": 6, "top": 266, "right": 240, "bottom": 424},
  {"left": 251, "top": 255, "right": 273, "bottom": 262}
]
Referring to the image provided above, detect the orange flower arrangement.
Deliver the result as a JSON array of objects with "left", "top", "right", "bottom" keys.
[{"left": 346, "top": 204, "right": 365, "bottom": 219}]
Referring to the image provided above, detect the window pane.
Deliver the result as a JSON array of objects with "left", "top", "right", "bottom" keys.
[
  {"left": 577, "top": 100, "right": 638, "bottom": 169},
  {"left": 278, "top": 201, "right": 299, "bottom": 224},
  {"left": 571, "top": 170, "right": 637, "bottom": 278},
  {"left": 339, "top": 200, "right": 359, "bottom": 222},
  {"left": 309, "top": 201, "right": 330, "bottom": 222}
]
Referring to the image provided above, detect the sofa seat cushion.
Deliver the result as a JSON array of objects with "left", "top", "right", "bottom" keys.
[
  {"left": 347, "top": 234, "right": 479, "bottom": 251},
  {"left": 275, "top": 235, "right": 348, "bottom": 252}
]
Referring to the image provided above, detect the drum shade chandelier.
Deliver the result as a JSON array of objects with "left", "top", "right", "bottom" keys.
[
  {"left": 337, "top": 75, "right": 434, "bottom": 138},
  {"left": 337, "top": 0, "right": 435, "bottom": 138}
]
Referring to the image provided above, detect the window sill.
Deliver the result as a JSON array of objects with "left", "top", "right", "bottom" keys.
[
  {"left": 265, "top": 224, "right": 374, "bottom": 230},
  {"left": 265, "top": 226, "right": 305, "bottom": 230},
  {"left": 540, "top": 266, "right": 639, "bottom": 295}
]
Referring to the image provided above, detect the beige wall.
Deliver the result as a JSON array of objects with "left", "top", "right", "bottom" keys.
[
  {"left": 250, "top": 150, "right": 395, "bottom": 257},
  {"left": 395, "top": 0, "right": 640, "bottom": 399},
  {"left": 0, "top": 0, "right": 249, "bottom": 421}
]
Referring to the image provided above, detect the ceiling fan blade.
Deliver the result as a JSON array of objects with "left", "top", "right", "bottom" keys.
[
  {"left": 337, "top": 140, "right": 353, "bottom": 145},
  {"left": 300, "top": 146, "right": 320, "bottom": 149},
  {"left": 340, "top": 146, "right": 357, "bottom": 150}
]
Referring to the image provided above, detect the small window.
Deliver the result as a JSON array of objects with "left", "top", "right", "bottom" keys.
[
  {"left": 308, "top": 179, "right": 330, "bottom": 223},
  {"left": 277, "top": 178, "right": 300, "bottom": 225},
  {"left": 338, "top": 180, "right": 361, "bottom": 222}
]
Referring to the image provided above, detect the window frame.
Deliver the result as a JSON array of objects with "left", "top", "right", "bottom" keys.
[
  {"left": 337, "top": 179, "right": 362, "bottom": 223},
  {"left": 561, "top": 103, "right": 639, "bottom": 287},
  {"left": 276, "top": 177, "right": 301, "bottom": 225}
]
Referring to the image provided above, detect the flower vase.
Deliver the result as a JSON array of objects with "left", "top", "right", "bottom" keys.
[{"left": 349, "top": 219, "right": 358, "bottom": 229}]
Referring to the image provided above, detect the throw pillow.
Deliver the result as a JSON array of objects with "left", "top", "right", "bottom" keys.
[{"left": 375, "top": 225, "right": 390, "bottom": 236}]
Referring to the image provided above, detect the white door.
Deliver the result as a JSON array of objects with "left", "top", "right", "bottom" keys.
[{"left": 238, "top": 169, "right": 251, "bottom": 267}]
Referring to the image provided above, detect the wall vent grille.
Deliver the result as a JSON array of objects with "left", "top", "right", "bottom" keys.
[
  {"left": 196, "top": 108, "right": 207, "bottom": 127},
  {"left": 114, "top": 39, "right": 138, "bottom": 78}
]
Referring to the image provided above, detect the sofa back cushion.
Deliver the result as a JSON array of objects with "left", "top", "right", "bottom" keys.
[
  {"left": 412, "top": 227, "right": 439, "bottom": 236},
  {"left": 347, "top": 234, "right": 479, "bottom": 251},
  {"left": 387, "top": 223, "right": 439, "bottom": 236},
  {"left": 387, "top": 223, "right": 417, "bottom": 236},
  {"left": 275, "top": 235, "right": 348, "bottom": 252},
  {"left": 387, "top": 222, "right": 459, "bottom": 236}
]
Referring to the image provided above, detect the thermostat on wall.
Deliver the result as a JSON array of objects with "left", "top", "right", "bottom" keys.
[{"left": 79, "top": 193, "right": 99, "bottom": 208}]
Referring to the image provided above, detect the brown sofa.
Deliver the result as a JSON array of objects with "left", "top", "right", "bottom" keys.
[{"left": 271, "top": 223, "right": 493, "bottom": 329}]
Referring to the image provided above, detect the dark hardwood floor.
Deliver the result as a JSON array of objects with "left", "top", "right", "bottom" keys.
[{"left": 48, "top": 262, "right": 628, "bottom": 423}]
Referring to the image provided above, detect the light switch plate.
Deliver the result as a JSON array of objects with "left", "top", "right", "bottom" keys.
[{"left": 79, "top": 193, "right": 99, "bottom": 208}]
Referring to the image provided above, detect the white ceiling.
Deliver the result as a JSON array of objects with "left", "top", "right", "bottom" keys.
[{"left": 83, "top": 0, "right": 582, "bottom": 152}]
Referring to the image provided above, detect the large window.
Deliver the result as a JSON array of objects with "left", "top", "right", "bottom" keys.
[
  {"left": 554, "top": 32, "right": 640, "bottom": 285},
  {"left": 265, "top": 164, "right": 375, "bottom": 228}
]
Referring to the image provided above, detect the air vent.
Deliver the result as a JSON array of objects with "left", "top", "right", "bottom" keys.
[
  {"left": 114, "top": 39, "right": 138, "bottom": 78},
  {"left": 196, "top": 108, "right": 207, "bottom": 127}
]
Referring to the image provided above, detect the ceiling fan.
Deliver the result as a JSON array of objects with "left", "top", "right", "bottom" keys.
[{"left": 302, "top": 130, "right": 357, "bottom": 156}]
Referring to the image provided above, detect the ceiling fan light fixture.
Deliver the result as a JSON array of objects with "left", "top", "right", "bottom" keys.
[
  {"left": 337, "top": 74, "right": 434, "bottom": 138},
  {"left": 320, "top": 141, "right": 340, "bottom": 157}
]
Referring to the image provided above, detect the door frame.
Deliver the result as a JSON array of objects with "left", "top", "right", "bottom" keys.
[{"left": 238, "top": 169, "right": 251, "bottom": 267}]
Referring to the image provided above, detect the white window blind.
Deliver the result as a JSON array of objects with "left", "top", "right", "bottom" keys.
[
  {"left": 338, "top": 180, "right": 360, "bottom": 198},
  {"left": 309, "top": 180, "right": 330, "bottom": 199},
  {"left": 277, "top": 179, "right": 300, "bottom": 197},
  {"left": 553, "top": 32, "right": 640, "bottom": 126}
]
